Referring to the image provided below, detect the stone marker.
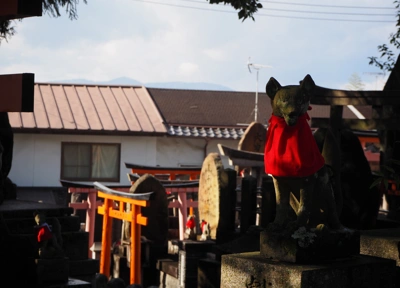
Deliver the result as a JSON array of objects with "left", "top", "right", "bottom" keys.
[
  {"left": 221, "top": 252, "right": 396, "bottom": 288},
  {"left": 238, "top": 121, "right": 266, "bottom": 153},
  {"left": 198, "top": 153, "right": 236, "bottom": 242},
  {"left": 124, "top": 174, "right": 169, "bottom": 245}
]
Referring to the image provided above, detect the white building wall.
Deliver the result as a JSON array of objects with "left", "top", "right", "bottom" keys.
[
  {"left": 9, "top": 133, "right": 240, "bottom": 187},
  {"left": 155, "top": 137, "right": 238, "bottom": 169}
]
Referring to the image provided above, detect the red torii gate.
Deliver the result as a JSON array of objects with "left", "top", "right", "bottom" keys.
[{"left": 94, "top": 182, "right": 153, "bottom": 285}]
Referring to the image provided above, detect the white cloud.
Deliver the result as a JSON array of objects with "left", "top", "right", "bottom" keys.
[
  {"left": 0, "top": 0, "right": 396, "bottom": 91},
  {"left": 178, "top": 62, "right": 199, "bottom": 76},
  {"left": 203, "top": 48, "right": 227, "bottom": 61}
]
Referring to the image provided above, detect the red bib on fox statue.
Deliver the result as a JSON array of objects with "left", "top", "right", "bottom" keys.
[{"left": 264, "top": 110, "right": 324, "bottom": 177}]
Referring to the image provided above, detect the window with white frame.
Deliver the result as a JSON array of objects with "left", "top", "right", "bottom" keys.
[{"left": 61, "top": 142, "right": 120, "bottom": 182}]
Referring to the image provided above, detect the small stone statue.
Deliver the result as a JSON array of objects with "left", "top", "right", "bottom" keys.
[
  {"left": 200, "top": 219, "right": 210, "bottom": 241},
  {"left": 184, "top": 215, "right": 197, "bottom": 240},
  {"left": 33, "top": 211, "right": 64, "bottom": 258}
]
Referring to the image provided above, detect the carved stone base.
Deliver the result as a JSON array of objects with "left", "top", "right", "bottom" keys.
[
  {"left": 260, "top": 226, "right": 360, "bottom": 263},
  {"left": 221, "top": 252, "right": 396, "bottom": 288}
]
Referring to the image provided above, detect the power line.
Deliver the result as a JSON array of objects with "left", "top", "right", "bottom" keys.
[
  {"left": 183, "top": 0, "right": 395, "bottom": 16},
  {"left": 131, "top": 0, "right": 394, "bottom": 23},
  {"left": 260, "top": 0, "right": 394, "bottom": 10}
]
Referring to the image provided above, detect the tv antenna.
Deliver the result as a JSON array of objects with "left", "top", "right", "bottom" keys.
[
  {"left": 363, "top": 72, "right": 386, "bottom": 90},
  {"left": 247, "top": 57, "right": 272, "bottom": 122}
]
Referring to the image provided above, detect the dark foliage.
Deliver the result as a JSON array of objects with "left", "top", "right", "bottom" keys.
[
  {"left": 0, "top": 0, "right": 87, "bottom": 44},
  {"left": 369, "top": 0, "right": 400, "bottom": 71},
  {"left": 208, "top": 0, "right": 262, "bottom": 21}
]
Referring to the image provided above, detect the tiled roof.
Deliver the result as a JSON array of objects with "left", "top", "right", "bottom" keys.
[
  {"left": 147, "top": 88, "right": 369, "bottom": 125},
  {"left": 147, "top": 88, "right": 273, "bottom": 126},
  {"left": 167, "top": 125, "right": 246, "bottom": 139},
  {"left": 8, "top": 83, "right": 167, "bottom": 135}
]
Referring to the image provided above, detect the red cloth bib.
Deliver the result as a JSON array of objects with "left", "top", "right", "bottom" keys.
[
  {"left": 37, "top": 224, "right": 53, "bottom": 242},
  {"left": 264, "top": 113, "right": 324, "bottom": 177}
]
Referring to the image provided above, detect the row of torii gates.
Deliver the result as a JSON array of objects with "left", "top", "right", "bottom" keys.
[{"left": 64, "top": 163, "right": 202, "bottom": 284}]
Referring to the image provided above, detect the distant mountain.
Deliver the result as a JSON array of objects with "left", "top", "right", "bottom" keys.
[
  {"left": 50, "top": 77, "right": 142, "bottom": 86},
  {"left": 146, "top": 81, "right": 233, "bottom": 91},
  {"left": 50, "top": 77, "right": 233, "bottom": 91}
]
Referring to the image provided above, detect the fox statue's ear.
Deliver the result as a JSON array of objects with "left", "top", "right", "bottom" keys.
[
  {"left": 266, "top": 77, "right": 282, "bottom": 100},
  {"left": 299, "top": 74, "right": 315, "bottom": 101}
]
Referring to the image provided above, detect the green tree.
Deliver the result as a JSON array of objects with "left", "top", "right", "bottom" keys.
[
  {"left": 0, "top": 0, "right": 87, "bottom": 44},
  {"left": 369, "top": 0, "right": 400, "bottom": 71},
  {"left": 345, "top": 73, "right": 365, "bottom": 91},
  {"left": 208, "top": 0, "right": 262, "bottom": 21}
]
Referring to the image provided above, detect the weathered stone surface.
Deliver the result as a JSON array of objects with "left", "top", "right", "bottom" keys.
[
  {"left": 360, "top": 228, "right": 400, "bottom": 266},
  {"left": 178, "top": 241, "right": 215, "bottom": 288},
  {"left": 159, "top": 271, "right": 179, "bottom": 288},
  {"left": 214, "top": 225, "right": 262, "bottom": 261},
  {"left": 112, "top": 254, "right": 130, "bottom": 284},
  {"left": 221, "top": 252, "right": 396, "bottom": 288},
  {"left": 157, "top": 258, "right": 178, "bottom": 278},
  {"left": 127, "top": 174, "right": 169, "bottom": 245},
  {"left": 260, "top": 226, "right": 360, "bottom": 263},
  {"left": 198, "top": 258, "right": 221, "bottom": 288},
  {"left": 238, "top": 122, "right": 266, "bottom": 153},
  {"left": 199, "top": 153, "right": 236, "bottom": 242},
  {"left": 199, "top": 153, "right": 226, "bottom": 240}
]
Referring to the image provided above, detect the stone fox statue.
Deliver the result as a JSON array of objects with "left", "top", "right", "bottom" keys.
[{"left": 264, "top": 74, "right": 342, "bottom": 230}]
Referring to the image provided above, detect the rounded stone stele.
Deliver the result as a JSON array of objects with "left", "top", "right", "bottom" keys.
[
  {"left": 198, "top": 152, "right": 227, "bottom": 239},
  {"left": 238, "top": 122, "right": 266, "bottom": 153},
  {"left": 125, "top": 174, "right": 169, "bottom": 245}
]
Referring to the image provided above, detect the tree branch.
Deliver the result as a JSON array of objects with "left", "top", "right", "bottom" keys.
[
  {"left": 0, "top": 0, "right": 87, "bottom": 44},
  {"left": 208, "top": 0, "right": 262, "bottom": 21},
  {"left": 369, "top": 0, "right": 400, "bottom": 72}
]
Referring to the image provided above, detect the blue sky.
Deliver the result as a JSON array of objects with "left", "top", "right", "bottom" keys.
[{"left": 0, "top": 0, "right": 396, "bottom": 91}]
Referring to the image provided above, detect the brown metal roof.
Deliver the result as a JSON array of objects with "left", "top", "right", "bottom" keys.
[{"left": 8, "top": 83, "right": 167, "bottom": 135}]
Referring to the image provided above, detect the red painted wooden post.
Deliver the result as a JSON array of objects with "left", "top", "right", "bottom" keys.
[
  {"left": 100, "top": 198, "right": 113, "bottom": 277},
  {"left": 86, "top": 191, "right": 97, "bottom": 258}
]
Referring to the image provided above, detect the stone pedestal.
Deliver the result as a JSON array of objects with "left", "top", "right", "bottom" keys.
[
  {"left": 260, "top": 226, "right": 360, "bottom": 263},
  {"left": 198, "top": 258, "right": 221, "bottom": 288},
  {"left": 360, "top": 228, "right": 400, "bottom": 286},
  {"left": 221, "top": 252, "right": 396, "bottom": 288},
  {"left": 177, "top": 240, "right": 215, "bottom": 287},
  {"left": 157, "top": 259, "right": 179, "bottom": 287},
  {"left": 36, "top": 257, "right": 69, "bottom": 285},
  {"left": 360, "top": 228, "right": 400, "bottom": 266}
]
